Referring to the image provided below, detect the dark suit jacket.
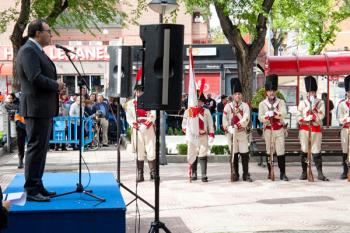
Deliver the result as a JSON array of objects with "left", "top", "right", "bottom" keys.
[
  {"left": 16, "top": 40, "right": 59, "bottom": 118},
  {"left": 0, "top": 186, "right": 8, "bottom": 230}
]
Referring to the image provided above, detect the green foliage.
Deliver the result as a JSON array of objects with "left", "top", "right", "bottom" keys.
[
  {"left": 210, "top": 26, "right": 226, "bottom": 44},
  {"left": 210, "top": 145, "right": 229, "bottom": 155},
  {"left": 270, "top": 0, "right": 350, "bottom": 55},
  {"left": 176, "top": 144, "right": 188, "bottom": 155},
  {"left": 167, "top": 127, "right": 174, "bottom": 135},
  {"left": 0, "top": 0, "right": 125, "bottom": 35},
  {"left": 251, "top": 88, "right": 285, "bottom": 109},
  {"left": 126, "top": 127, "right": 131, "bottom": 141}
]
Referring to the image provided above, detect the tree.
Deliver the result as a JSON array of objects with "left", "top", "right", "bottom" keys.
[
  {"left": 294, "top": 0, "right": 350, "bottom": 55},
  {"left": 210, "top": 26, "right": 226, "bottom": 44},
  {"left": 181, "top": 0, "right": 275, "bottom": 101},
  {"left": 0, "top": 0, "right": 124, "bottom": 90},
  {"left": 268, "top": 0, "right": 350, "bottom": 55}
]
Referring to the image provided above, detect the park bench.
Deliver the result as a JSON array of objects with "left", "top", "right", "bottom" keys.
[{"left": 250, "top": 127, "right": 342, "bottom": 157}]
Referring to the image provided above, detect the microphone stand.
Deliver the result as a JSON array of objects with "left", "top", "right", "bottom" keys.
[{"left": 52, "top": 50, "right": 105, "bottom": 202}]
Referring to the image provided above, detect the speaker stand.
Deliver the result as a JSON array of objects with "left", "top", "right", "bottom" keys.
[{"left": 148, "top": 110, "right": 171, "bottom": 233}]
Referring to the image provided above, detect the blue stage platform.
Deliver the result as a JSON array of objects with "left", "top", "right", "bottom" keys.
[{"left": 3, "top": 173, "right": 126, "bottom": 233}]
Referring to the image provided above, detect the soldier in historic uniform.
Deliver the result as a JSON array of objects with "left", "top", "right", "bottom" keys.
[
  {"left": 182, "top": 92, "right": 214, "bottom": 182},
  {"left": 124, "top": 85, "right": 156, "bottom": 182},
  {"left": 297, "top": 76, "right": 329, "bottom": 181},
  {"left": 258, "top": 74, "right": 289, "bottom": 181},
  {"left": 337, "top": 75, "right": 350, "bottom": 179},
  {"left": 222, "top": 78, "right": 252, "bottom": 182}
]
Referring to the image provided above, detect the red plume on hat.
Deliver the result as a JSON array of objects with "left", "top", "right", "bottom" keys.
[
  {"left": 136, "top": 66, "right": 142, "bottom": 82},
  {"left": 199, "top": 78, "right": 205, "bottom": 96}
]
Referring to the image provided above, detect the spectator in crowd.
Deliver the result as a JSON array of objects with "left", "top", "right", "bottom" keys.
[
  {"left": 14, "top": 93, "right": 27, "bottom": 168},
  {"left": 322, "top": 92, "right": 334, "bottom": 127},
  {"left": 54, "top": 91, "right": 70, "bottom": 151},
  {"left": 92, "top": 94, "right": 109, "bottom": 147},
  {"left": 0, "top": 186, "right": 10, "bottom": 230},
  {"left": 205, "top": 93, "right": 216, "bottom": 114},
  {"left": 0, "top": 92, "right": 4, "bottom": 104},
  {"left": 69, "top": 96, "right": 84, "bottom": 150},
  {"left": 89, "top": 93, "right": 97, "bottom": 104},
  {"left": 84, "top": 100, "right": 94, "bottom": 116},
  {"left": 216, "top": 95, "right": 227, "bottom": 131},
  {"left": 81, "top": 86, "right": 89, "bottom": 100}
]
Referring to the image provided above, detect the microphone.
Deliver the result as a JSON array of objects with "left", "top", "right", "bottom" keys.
[{"left": 55, "top": 44, "right": 76, "bottom": 54}]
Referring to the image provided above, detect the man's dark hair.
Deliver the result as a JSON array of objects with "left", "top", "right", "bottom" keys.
[{"left": 27, "top": 19, "right": 47, "bottom": 38}]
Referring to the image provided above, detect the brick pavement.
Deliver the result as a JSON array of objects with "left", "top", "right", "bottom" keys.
[{"left": 1, "top": 147, "right": 350, "bottom": 233}]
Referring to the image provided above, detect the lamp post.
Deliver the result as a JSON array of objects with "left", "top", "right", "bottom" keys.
[{"left": 148, "top": 0, "right": 178, "bottom": 23}]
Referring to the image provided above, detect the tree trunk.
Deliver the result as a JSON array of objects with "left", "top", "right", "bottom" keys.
[
  {"left": 237, "top": 55, "right": 254, "bottom": 102},
  {"left": 10, "top": 0, "right": 31, "bottom": 92}
]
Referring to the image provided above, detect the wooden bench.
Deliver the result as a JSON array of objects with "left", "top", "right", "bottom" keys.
[{"left": 250, "top": 127, "right": 342, "bottom": 156}]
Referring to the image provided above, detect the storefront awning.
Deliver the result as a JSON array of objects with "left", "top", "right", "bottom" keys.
[
  {"left": 0, "top": 63, "right": 12, "bottom": 76},
  {"left": 265, "top": 54, "right": 350, "bottom": 76}
]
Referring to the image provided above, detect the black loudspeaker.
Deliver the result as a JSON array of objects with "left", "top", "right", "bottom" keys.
[
  {"left": 107, "top": 46, "right": 132, "bottom": 98},
  {"left": 138, "top": 24, "right": 184, "bottom": 111}
]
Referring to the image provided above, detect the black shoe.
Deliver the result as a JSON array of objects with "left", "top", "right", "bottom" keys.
[
  {"left": 299, "top": 172, "right": 307, "bottom": 180},
  {"left": 201, "top": 176, "right": 208, "bottom": 182},
  {"left": 243, "top": 176, "right": 253, "bottom": 182},
  {"left": 40, "top": 189, "right": 57, "bottom": 197},
  {"left": 18, "top": 161, "right": 24, "bottom": 169},
  {"left": 340, "top": 173, "right": 347, "bottom": 180},
  {"left": 27, "top": 193, "right": 50, "bottom": 202},
  {"left": 191, "top": 172, "right": 197, "bottom": 181},
  {"left": 280, "top": 173, "right": 289, "bottom": 181},
  {"left": 102, "top": 144, "right": 109, "bottom": 147}
]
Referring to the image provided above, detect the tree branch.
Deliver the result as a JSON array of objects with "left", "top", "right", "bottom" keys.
[
  {"left": 249, "top": 0, "right": 275, "bottom": 61},
  {"left": 214, "top": 2, "right": 248, "bottom": 58},
  {"left": 45, "top": 0, "right": 69, "bottom": 25},
  {"left": 10, "top": 0, "right": 30, "bottom": 47}
]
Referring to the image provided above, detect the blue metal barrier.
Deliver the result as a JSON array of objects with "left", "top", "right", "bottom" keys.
[{"left": 50, "top": 116, "right": 93, "bottom": 146}]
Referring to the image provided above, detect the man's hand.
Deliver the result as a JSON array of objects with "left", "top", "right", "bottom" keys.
[
  {"left": 2, "top": 200, "right": 10, "bottom": 211},
  {"left": 57, "top": 81, "right": 65, "bottom": 91},
  {"left": 228, "top": 126, "right": 235, "bottom": 134},
  {"left": 304, "top": 115, "right": 313, "bottom": 122},
  {"left": 138, "top": 124, "right": 147, "bottom": 133}
]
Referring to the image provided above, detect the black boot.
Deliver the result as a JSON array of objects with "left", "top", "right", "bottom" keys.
[
  {"left": 230, "top": 153, "right": 240, "bottom": 181},
  {"left": 199, "top": 156, "right": 208, "bottom": 182},
  {"left": 277, "top": 155, "right": 289, "bottom": 181},
  {"left": 266, "top": 156, "right": 271, "bottom": 179},
  {"left": 340, "top": 154, "right": 348, "bottom": 180},
  {"left": 314, "top": 154, "right": 329, "bottom": 181},
  {"left": 148, "top": 160, "right": 156, "bottom": 180},
  {"left": 191, "top": 157, "right": 198, "bottom": 181},
  {"left": 299, "top": 153, "right": 308, "bottom": 180},
  {"left": 18, "top": 154, "right": 24, "bottom": 169},
  {"left": 241, "top": 153, "right": 252, "bottom": 182},
  {"left": 137, "top": 160, "right": 145, "bottom": 182}
]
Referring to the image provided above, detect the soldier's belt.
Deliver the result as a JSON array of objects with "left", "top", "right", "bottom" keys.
[
  {"left": 299, "top": 124, "right": 321, "bottom": 132},
  {"left": 264, "top": 125, "right": 283, "bottom": 130}
]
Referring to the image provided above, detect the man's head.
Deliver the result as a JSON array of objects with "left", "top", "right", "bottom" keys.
[
  {"left": 233, "top": 92, "right": 242, "bottom": 102},
  {"left": 97, "top": 94, "right": 104, "bottom": 103},
  {"left": 207, "top": 93, "right": 211, "bottom": 99},
  {"left": 134, "top": 86, "right": 144, "bottom": 98},
  {"left": 27, "top": 19, "right": 52, "bottom": 47},
  {"left": 266, "top": 90, "right": 277, "bottom": 100},
  {"left": 265, "top": 74, "right": 278, "bottom": 100},
  {"left": 221, "top": 95, "right": 227, "bottom": 104}
]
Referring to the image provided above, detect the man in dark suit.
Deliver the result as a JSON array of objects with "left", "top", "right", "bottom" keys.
[{"left": 16, "top": 19, "right": 65, "bottom": 202}]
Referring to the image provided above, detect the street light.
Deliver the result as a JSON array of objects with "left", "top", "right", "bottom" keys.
[{"left": 148, "top": 0, "right": 178, "bottom": 23}]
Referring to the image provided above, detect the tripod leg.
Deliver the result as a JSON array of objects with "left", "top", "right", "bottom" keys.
[{"left": 83, "top": 190, "right": 106, "bottom": 202}]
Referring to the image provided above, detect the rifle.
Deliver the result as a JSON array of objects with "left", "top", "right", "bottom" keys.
[
  {"left": 269, "top": 105, "right": 275, "bottom": 181},
  {"left": 307, "top": 99, "right": 315, "bottom": 182},
  {"left": 230, "top": 103, "right": 237, "bottom": 182}
]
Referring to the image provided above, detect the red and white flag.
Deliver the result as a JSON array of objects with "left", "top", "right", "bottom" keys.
[{"left": 186, "top": 47, "right": 199, "bottom": 165}]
